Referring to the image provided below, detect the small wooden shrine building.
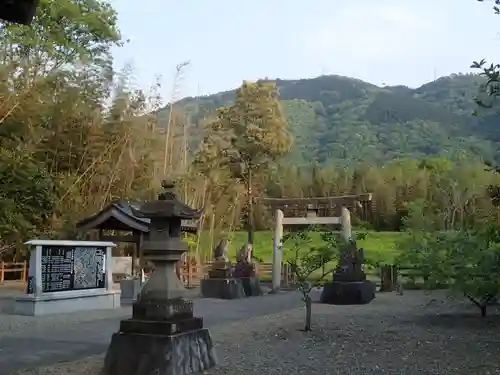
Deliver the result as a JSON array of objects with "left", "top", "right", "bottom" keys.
[{"left": 75, "top": 200, "right": 198, "bottom": 276}]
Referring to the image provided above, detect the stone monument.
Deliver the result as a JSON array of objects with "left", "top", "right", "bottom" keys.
[
  {"left": 200, "top": 239, "right": 245, "bottom": 299},
  {"left": 233, "top": 244, "right": 262, "bottom": 297},
  {"left": 14, "top": 240, "right": 119, "bottom": 316},
  {"left": 320, "top": 238, "right": 376, "bottom": 305},
  {"left": 104, "top": 180, "right": 217, "bottom": 375}
]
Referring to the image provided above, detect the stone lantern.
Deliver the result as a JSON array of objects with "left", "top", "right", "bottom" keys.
[{"left": 104, "top": 180, "right": 217, "bottom": 375}]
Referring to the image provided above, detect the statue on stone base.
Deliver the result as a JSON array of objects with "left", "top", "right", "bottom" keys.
[
  {"left": 233, "top": 244, "right": 257, "bottom": 278},
  {"left": 321, "top": 235, "right": 375, "bottom": 305},
  {"left": 201, "top": 239, "right": 246, "bottom": 299},
  {"left": 208, "top": 239, "right": 232, "bottom": 279},
  {"left": 232, "top": 243, "right": 262, "bottom": 296},
  {"left": 333, "top": 239, "right": 366, "bottom": 282}
]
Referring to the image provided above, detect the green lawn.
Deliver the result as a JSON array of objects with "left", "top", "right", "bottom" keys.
[{"left": 195, "top": 230, "right": 403, "bottom": 265}]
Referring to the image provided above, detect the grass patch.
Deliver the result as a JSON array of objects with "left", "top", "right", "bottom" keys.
[{"left": 195, "top": 230, "right": 404, "bottom": 265}]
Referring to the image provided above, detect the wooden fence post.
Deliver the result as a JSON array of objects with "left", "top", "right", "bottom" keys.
[
  {"left": 391, "top": 265, "right": 398, "bottom": 289},
  {"left": 281, "top": 264, "right": 288, "bottom": 288},
  {"left": 187, "top": 257, "right": 193, "bottom": 288},
  {"left": 22, "top": 260, "right": 27, "bottom": 282},
  {"left": 379, "top": 265, "right": 394, "bottom": 292},
  {"left": 282, "top": 263, "right": 294, "bottom": 287}
]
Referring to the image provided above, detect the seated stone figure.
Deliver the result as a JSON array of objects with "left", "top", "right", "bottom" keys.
[
  {"left": 231, "top": 243, "right": 262, "bottom": 296},
  {"left": 214, "top": 239, "right": 229, "bottom": 261},
  {"left": 233, "top": 243, "right": 256, "bottom": 278},
  {"left": 208, "top": 239, "right": 232, "bottom": 279}
]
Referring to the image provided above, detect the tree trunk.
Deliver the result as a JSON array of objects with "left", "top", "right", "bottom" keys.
[
  {"left": 247, "top": 167, "right": 254, "bottom": 244},
  {"left": 304, "top": 294, "right": 312, "bottom": 332},
  {"left": 466, "top": 294, "right": 490, "bottom": 317}
]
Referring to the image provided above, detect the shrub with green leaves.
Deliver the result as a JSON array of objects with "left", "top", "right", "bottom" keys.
[{"left": 398, "top": 223, "right": 500, "bottom": 316}]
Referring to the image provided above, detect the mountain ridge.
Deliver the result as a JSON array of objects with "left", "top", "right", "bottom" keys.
[{"left": 169, "top": 73, "right": 500, "bottom": 166}]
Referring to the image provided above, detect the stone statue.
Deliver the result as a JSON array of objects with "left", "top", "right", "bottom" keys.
[
  {"left": 321, "top": 237, "right": 375, "bottom": 305},
  {"left": 232, "top": 242, "right": 262, "bottom": 296},
  {"left": 236, "top": 243, "right": 252, "bottom": 264},
  {"left": 334, "top": 239, "right": 366, "bottom": 281},
  {"left": 233, "top": 243, "right": 257, "bottom": 278},
  {"left": 213, "top": 239, "right": 229, "bottom": 262},
  {"left": 208, "top": 238, "right": 232, "bottom": 279},
  {"left": 202, "top": 241, "right": 262, "bottom": 299}
]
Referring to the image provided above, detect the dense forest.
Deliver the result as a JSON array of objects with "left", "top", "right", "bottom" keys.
[
  {"left": 175, "top": 73, "right": 500, "bottom": 166},
  {"left": 3, "top": 0, "right": 500, "bottom": 272}
]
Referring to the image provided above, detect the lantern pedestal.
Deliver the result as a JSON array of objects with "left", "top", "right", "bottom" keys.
[
  {"left": 105, "top": 294, "right": 216, "bottom": 375},
  {"left": 104, "top": 328, "right": 216, "bottom": 375},
  {"left": 105, "top": 270, "right": 217, "bottom": 375}
]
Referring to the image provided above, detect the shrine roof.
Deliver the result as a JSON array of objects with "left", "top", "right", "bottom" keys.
[
  {"left": 75, "top": 200, "right": 198, "bottom": 234},
  {"left": 134, "top": 200, "right": 203, "bottom": 219},
  {"left": 133, "top": 180, "right": 203, "bottom": 219}
]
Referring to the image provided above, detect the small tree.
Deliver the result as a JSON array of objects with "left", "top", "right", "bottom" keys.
[
  {"left": 201, "top": 81, "right": 293, "bottom": 244},
  {"left": 283, "top": 229, "right": 337, "bottom": 331},
  {"left": 447, "top": 226, "right": 500, "bottom": 316},
  {"left": 398, "top": 204, "right": 500, "bottom": 317}
]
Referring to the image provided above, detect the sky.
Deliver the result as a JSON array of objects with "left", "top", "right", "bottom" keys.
[{"left": 110, "top": 0, "right": 500, "bottom": 102}]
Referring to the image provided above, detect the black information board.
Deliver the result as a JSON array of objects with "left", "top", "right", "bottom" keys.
[{"left": 41, "top": 246, "right": 106, "bottom": 292}]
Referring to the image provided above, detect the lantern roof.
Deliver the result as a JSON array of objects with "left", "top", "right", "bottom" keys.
[{"left": 132, "top": 180, "right": 203, "bottom": 220}]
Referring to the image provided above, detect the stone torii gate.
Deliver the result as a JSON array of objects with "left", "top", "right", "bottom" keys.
[{"left": 261, "top": 194, "right": 373, "bottom": 292}]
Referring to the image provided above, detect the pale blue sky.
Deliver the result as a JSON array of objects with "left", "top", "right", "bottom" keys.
[{"left": 110, "top": 0, "right": 500, "bottom": 102}]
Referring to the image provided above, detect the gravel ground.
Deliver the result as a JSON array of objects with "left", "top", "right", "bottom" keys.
[
  {"left": 0, "top": 285, "right": 205, "bottom": 337},
  {"left": 0, "top": 298, "right": 131, "bottom": 337},
  {"left": 14, "top": 291, "right": 500, "bottom": 375}
]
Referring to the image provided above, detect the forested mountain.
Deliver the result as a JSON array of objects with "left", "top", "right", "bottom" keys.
[{"left": 173, "top": 73, "right": 500, "bottom": 166}]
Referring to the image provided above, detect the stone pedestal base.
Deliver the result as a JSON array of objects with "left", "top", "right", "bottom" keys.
[
  {"left": 104, "top": 328, "right": 217, "bottom": 375},
  {"left": 207, "top": 261, "right": 232, "bottom": 279},
  {"left": 240, "top": 277, "right": 263, "bottom": 297},
  {"left": 200, "top": 278, "right": 245, "bottom": 299},
  {"left": 13, "top": 289, "right": 120, "bottom": 316},
  {"left": 233, "top": 262, "right": 256, "bottom": 278},
  {"left": 208, "top": 269, "right": 232, "bottom": 279},
  {"left": 320, "top": 280, "right": 376, "bottom": 305}
]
